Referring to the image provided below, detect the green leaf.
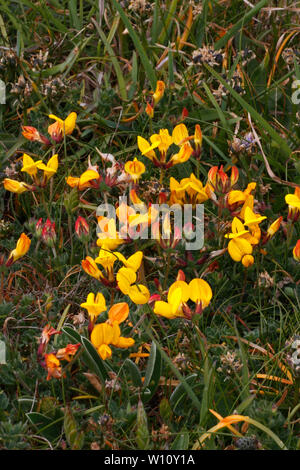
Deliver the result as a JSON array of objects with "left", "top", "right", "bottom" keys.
[
  {"left": 142, "top": 341, "right": 161, "bottom": 402},
  {"left": 64, "top": 407, "right": 84, "bottom": 450},
  {"left": 200, "top": 355, "right": 214, "bottom": 426},
  {"left": 81, "top": 336, "right": 109, "bottom": 383},
  {"left": 154, "top": 339, "right": 202, "bottom": 413},
  {"left": 170, "top": 374, "right": 198, "bottom": 415},
  {"left": 124, "top": 358, "right": 143, "bottom": 388},
  {"left": 62, "top": 327, "right": 108, "bottom": 383},
  {"left": 26, "top": 412, "right": 63, "bottom": 442},
  {"left": 171, "top": 432, "right": 189, "bottom": 450},
  {"left": 136, "top": 399, "right": 150, "bottom": 450}
]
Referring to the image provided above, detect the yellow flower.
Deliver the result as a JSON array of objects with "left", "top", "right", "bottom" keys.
[
  {"left": 95, "top": 249, "right": 117, "bottom": 281},
  {"left": 189, "top": 278, "right": 212, "bottom": 310},
  {"left": 48, "top": 112, "right": 77, "bottom": 140},
  {"left": 151, "top": 129, "right": 173, "bottom": 157},
  {"left": 227, "top": 182, "right": 256, "bottom": 208},
  {"left": 137, "top": 127, "right": 192, "bottom": 168},
  {"left": 66, "top": 169, "right": 100, "bottom": 191},
  {"left": 225, "top": 218, "right": 253, "bottom": 263},
  {"left": 124, "top": 158, "right": 145, "bottom": 181},
  {"left": 154, "top": 281, "right": 190, "bottom": 319},
  {"left": 169, "top": 143, "right": 193, "bottom": 165},
  {"left": 137, "top": 136, "right": 156, "bottom": 161},
  {"left": 114, "top": 251, "right": 143, "bottom": 272},
  {"left": 285, "top": 187, "right": 300, "bottom": 209},
  {"left": 21, "top": 153, "right": 43, "bottom": 178},
  {"left": 228, "top": 238, "right": 253, "bottom": 262},
  {"left": 194, "top": 124, "right": 202, "bottom": 150},
  {"left": 172, "top": 123, "right": 190, "bottom": 146},
  {"left": 37, "top": 154, "right": 58, "bottom": 181},
  {"left": 243, "top": 206, "right": 266, "bottom": 227},
  {"left": 169, "top": 173, "right": 209, "bottom": 206},
  {"left": 80, "top": 292, "right": 107, "bottom": 322},
  {"left": 262, "top": 216, "right": 282, "bottom": 244},
  {"left": 91, "top": 321, "right": 134, "bottom": 360},
  {"left": 285, "top": 187, "right": 300, "bottom": 222},
  {"left": 7, "top": 233, "right": 31, "bottom": 265},
  {"left": 3, "top": 179, "right": 30, "bottom": 194},
  {"left": 116, "top": 267, "right": 150, "bottom": 305},
  {"left": 154, "top": 278, "right": 212, "bottom": 319},
  {"left": 172, "top": 123, "right": 202, "bottom": 153}
]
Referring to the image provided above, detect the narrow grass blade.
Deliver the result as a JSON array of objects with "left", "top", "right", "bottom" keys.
[
  {"left": 214, "top": 0, "right": 268, "bottom": 50},
  {"left": 204, "top": 63, "right": 292, "bottom": 159},
  {"left": 110, "top": 0, "right": 157, "bottom": 89},
  {"left": 92, "top": 20, "right": 127, "bottom": 101}
]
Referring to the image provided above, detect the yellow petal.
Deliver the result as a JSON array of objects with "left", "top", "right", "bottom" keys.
[
  {"left": 189, "top": 278, "right": 212, "bottom": 308},
  {"left": 228, "top": 238, "right": 252, "bottom": 262}
]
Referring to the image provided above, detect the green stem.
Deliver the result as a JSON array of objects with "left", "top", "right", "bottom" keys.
[{"left": 68, "top": 214, "right": 74, "bottom": 265}]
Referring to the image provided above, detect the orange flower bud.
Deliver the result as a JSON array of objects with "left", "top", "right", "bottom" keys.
[
  {"left": 194, "top": 124, "right": 202, "bottom": 149},
  {"left": 75, "top": 216, "right": 90, "bottom": 242},
  {"left": 153, "top": 80, "right": 165, "bottom": 104},
  {"left": 293, "top": 239, "right": 300, "bottom": 261},
  {"left": 230, "top": 166, "right": 239, "bottom": 187},
  {"left": 145, "top": 102, "right": 154, "bottom": 118},
  {"left": 81, "top": 256, "right": 103, "bottom": 280},
  {"left": 22, "top": 126, "right": 50, "bottom": 145},
  {"left": 44, "top": 353, "right": 62, "bottom": 380}
]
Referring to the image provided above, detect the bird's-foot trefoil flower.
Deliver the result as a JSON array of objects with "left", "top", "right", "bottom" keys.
[
  {"left": 293, "top": 240, "right": 300, "bottom": 261},
  {"left": 37, "top": 154, "right": 58, "bottom": 183},
  {"left": 80, "top": 292, "right": 107, "bottom": 323},
  {"left": 153, "top": 80, "right": 165, "bottom": 105},
  {"left": 48, "top": 112, "right": 77, "bottom": 142},
  {"left": 90, "top": 321, "right": 135, "bottom": 360},
  {"left": 285, "top": 187, "right": 300, "bottom": 222},
  {"left": 41, "top": 219, "right": 56, "bottom": 247},
  {"left": 153, "top": 277, "right": 212, "bottom": 319},
  {"left": 137, "top": 126, "right": 193, "bottom": 169},
  {"left": 262, "top": 216, "right": 282, "bottom": 245},
  {"left": 124, "top": 158, "right": 145, "bottom": 182},
  {"left": 21, "top": 153, "right": 43, "bottom": 180},
  {"left": 208, "top": 165, "right": 239, "bottom": 194},
  {"left": 224, "top": 217, "right": 254, "bottom": 265},
  {"left": 3, "top": 179, "right": 32, "bottom": 194},
  {"left": 44, "top": 353, "right": 63, "bottom": 380},
  {"left": 117, "top": 267, "right": 150, "bottom": 305},
  {"left": 6, "top": 233, "right": 31, "bottom": 266}
]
